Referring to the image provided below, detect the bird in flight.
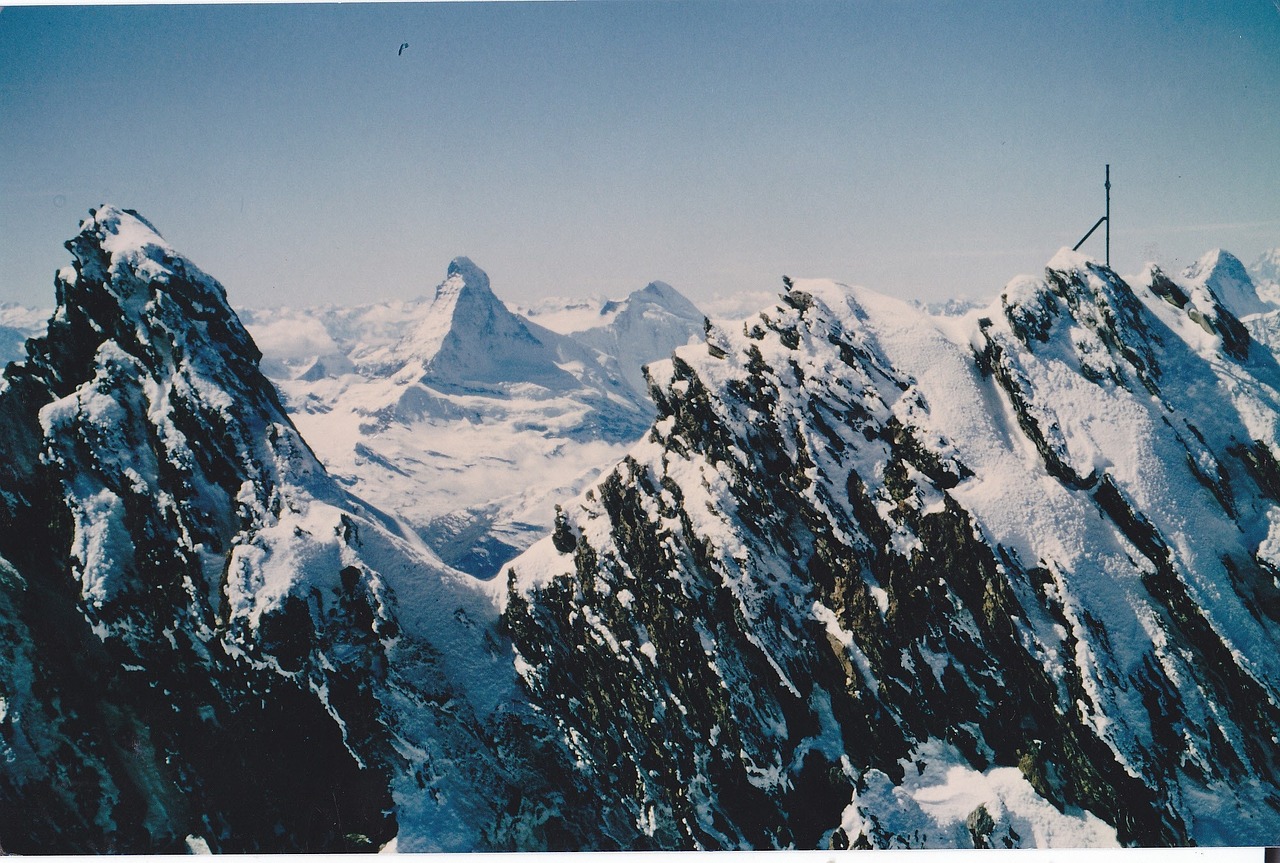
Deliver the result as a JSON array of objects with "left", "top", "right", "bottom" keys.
[{"left": 398, "top": 42, "right": 409, "bottom": 56}]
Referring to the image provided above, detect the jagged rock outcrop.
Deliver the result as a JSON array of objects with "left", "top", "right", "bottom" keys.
[
  {"left": 9, "top": 206, "right": 1280, "bottom": 852},
  {"left": 504, "top": 249, "right": 1280, "bottom": 848},
  {"left": 0, "top": 208, "right": 580, "bottom": 854},
  {"left": 0, "top": 207, "right": 403, "bottom": 851}
]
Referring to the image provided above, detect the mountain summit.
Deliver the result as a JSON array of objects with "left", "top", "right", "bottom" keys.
[
  {"left": 504, "top": 249, "right": 1280, "bottom": 847},
  {"left": 0, "top": 208, "right": 564, "bottom": 853},
  {"left": 396, "top": 255, "right": 578, "bottom": 391},
  {"left": 0, "top": 206, "right": 402, "bottom": 851},
  {"left": 7, "top": 209, "right": 1280, "bottom": 852}
]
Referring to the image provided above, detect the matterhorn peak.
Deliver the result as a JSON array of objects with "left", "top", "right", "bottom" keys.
[
  {"left": 444, "top": 255, "right": 488, "bottom": 288},
  {"left": 400, "top": 257, "right": 574, "bottom": 391},
  {"left": 422, "top": 255, "right": 505, "bottom": 332}
]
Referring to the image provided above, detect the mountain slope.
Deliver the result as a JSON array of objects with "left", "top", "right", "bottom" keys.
[
  {"left": 521, "top": 280, "right": 705, "bottom": 405},
  {"left": 0, "top": 207, "right": 578, "bottom": 853},
  {"left": 243, "top": 265, "right": 704, "bottom": 578},
  {"left": 504, "top": 249, "right": 1280, "bottom": 848},
  {"left": 9, "top": 207, "right": 1280, "bottom": 851}
]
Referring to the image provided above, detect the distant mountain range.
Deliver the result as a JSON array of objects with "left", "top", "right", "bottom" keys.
[
  {"left": 239, "top": 256, "right": 704, "bottom": 578},
  {"left": 3, "top": 206, "right": 1280, "bottom": 851}
]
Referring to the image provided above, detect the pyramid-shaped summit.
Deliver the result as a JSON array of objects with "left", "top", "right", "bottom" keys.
[
  {"left": 1183, "top": 248, "right": 1273, "bottom": 318},
  {"left": 405, "top": 256, "right": 577, "bottom": 391}
]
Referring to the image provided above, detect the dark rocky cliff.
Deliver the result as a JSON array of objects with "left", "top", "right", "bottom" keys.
[
  {"left": 504, "top": 253, "right": 1280, "bottom": 848},
  {"left": 0, "top": 208, "right": 398, "bottom": 852}
]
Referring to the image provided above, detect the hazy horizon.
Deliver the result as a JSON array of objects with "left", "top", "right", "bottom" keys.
[{"left": 2, "top": 1, "right": 1278, "bottom": 311}]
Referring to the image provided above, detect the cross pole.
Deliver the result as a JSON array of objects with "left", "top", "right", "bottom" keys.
[{"left": 1073, "top": 164, "right": 1111, "bottom": 268}]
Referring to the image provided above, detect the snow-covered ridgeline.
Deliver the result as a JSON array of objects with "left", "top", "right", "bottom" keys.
[
  {"left": 0, "top": 207, "right": 560, "bottom": 853},
  {"left": 504, "top": 246, "right": 1280, "bottom": 847},
  {"left": 3, "top": 203, "right": 1280, "bottom": 851}
]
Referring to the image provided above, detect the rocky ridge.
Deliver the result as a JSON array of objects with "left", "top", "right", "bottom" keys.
[
  {"left": 504, "top": 249, "right": 1280, "bottom": 847},
  {"left": 0, "top": 208, "right": 586, "bottom": 853},
  {"left": 5, "top": 206, "right": 1280, "bottom": 851}
]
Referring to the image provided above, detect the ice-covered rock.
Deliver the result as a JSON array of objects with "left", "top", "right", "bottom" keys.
[
  {"left": 504, "top": 251, "right": 1280, "bottom": 848},
  {"left": 0, "top": 208, "right": 572, "bottom": 853}
]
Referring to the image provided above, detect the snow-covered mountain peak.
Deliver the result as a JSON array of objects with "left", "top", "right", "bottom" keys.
[
  {"left": 1181, "top": 248, "right": 1272, "bottom": 318},
  {"left": 26, "top": 204, "right": 267, "bottom": 415},
  {"left": 444, "top": 254, "right": 486, "bottom": 286},
  {"left": 62, "top": 206, "right": 217, "bottom": 311},
  {"left": 619, "top": 279, "right": 705, "bottom": 321},
  {"left": 1044, "top": 245, "right": 1097, "bottom": 275},
  {"left": 1249, "top": 247, "right": 1280, "bottom": 306},
  {"left": 428, "top": 254, "right": 499, "bottom": 326},
  {"left": 1252, "top": 247, "right": 1280, "bottom": 280},
  {"left": 72, "top": 205, "right": 169, "bottom": 263},
  {"left": 384, "top": 257, "right": 575, "bottom": 391}
]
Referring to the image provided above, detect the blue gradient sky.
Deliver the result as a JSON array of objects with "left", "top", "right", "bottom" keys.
[{"left": 2, "top": 1, "right": 1279, "bottom": 310}]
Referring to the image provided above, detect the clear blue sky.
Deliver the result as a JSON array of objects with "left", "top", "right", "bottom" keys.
[{"left": 2, "top": 1, "right": 1279, "bottom": 311}]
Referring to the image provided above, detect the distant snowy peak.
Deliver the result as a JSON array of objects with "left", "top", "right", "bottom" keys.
[
  {"left": 0, "top": 303, "right": 49, "bottom": 367},
  {"left": 1250, "top": 248, "right": 1280, "bottom": 306},
  {"left": 380, "top": 256, "right": 576, "bottom": 391},
  {"left": 519, "top": 280, "right": 702, "bottom": 335},
  {"left": 411, "top": 255, "right": 500, "bottom": 359},
  {"left": 1181, "top": 248, "right": 1273, "bottom": 318},
  {"left": 533, "top": 279, "right": 706, "bottom": 402},
  {"left": 1252, "top": 247, "right": 1280, "bottom": 282},
  {"left": 600, "top": 280, "right": 704, "bottom": 330}
]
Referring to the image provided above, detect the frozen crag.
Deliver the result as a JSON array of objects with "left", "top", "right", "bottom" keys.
[
  {"left": 0, "top": 208, "right": 583, "bottom": 853},
  {"left": 9, "top": 207, "right": 1280, "bottom": 852},
  {"left": 504, "top": 248, "right": 1280, "bottom": 848}
]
